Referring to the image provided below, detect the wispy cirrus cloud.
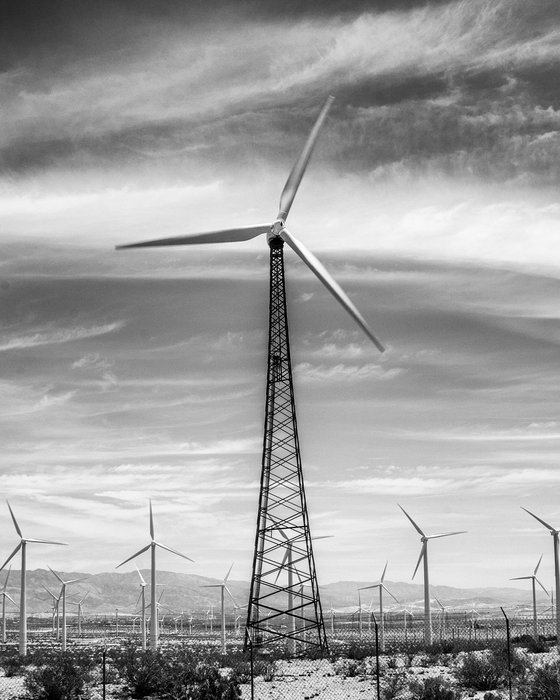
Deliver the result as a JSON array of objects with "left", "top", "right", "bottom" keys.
[{"left": 0, "top": 321, "right": 125, "bottom": 352}]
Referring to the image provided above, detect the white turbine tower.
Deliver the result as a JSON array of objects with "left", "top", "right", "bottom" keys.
[
  {"left": 510, "top": 554, "right": 549, "bottom": 639},
  {"left": 116, "top": 500, "right": 194, "bottom": 648},
  {"left": 42, "top": 584, "right": 61, "bottom": 638},
  {"left": 398, "top": 504, "right": 466, "bottom": 646},
  {"left": 48, "top": 568, "right": 89, "bottom": 651},
  {"left": 521, "top": 507, "right": 560, "bottom": 648},
  {"left": 135, "top": 565, "right": 148, "bottom": 651},
  {"left": 359, "top": 561, "right": 399, "bottom": 652},
  {"left": 0, "top": 501, "right": 67, "bottom": 655},
  {"left": 201, "top": 563, "right": 236, "bottom": 654},
  {"left": 0, "top": 568, "right": 16, "bottom": 644},
  {"left": 69, "top": 591, "right": 89, "bottom": 637}
]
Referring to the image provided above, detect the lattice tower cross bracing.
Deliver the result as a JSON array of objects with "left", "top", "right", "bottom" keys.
[{"left": 245, "top": 237, "right": 328, "bottom": 652}]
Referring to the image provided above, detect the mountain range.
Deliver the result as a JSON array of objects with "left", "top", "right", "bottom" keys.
[{"left": 1, "top": 570, "right": 550, "bottom": 617}]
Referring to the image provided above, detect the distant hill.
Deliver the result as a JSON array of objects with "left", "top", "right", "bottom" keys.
[{"left": 2, "top": 570, "right": 547, "bottom": 617}]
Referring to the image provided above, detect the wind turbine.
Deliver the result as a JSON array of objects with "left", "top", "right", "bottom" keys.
[
  {"left": 398, "top": 504, "right": 466, "bottom": 645},
  {"left": 510, "top": 554, "right": 549, "bottom": 639},
  {"left": 69, "top": 591, "right": 89, "bottom": 637},
  {"left": 0, "top": 501, "right": 67, "bottom": 655},
  {"left": 359, "top": 561, "right": 399, "bottom": 652},
  {"left": 117, "top": 97, "right": 384, "bottom": 651},
  {"left": 116, "top": 500, "right": 193, "bottom": 648},
  {"left": 134, "top": 565, "right": 148, "bottom": 650},
  {"left": 48, "top": 567, "right": 89, "bottom": 651},
  {"left": 0, "top": 568, "right": 16, "bottom": 644},
  {"left": 42, "top": 584, "right": 61, "bottom": 638},
  {"left": 434, "top": 597, "right": 447, "bottom": 640},
  {"left": 521, "top": 506, "right": 560, "bottom": 647},
  {"left": 201, "top": 563, "right": 236, "bottom": 654}
]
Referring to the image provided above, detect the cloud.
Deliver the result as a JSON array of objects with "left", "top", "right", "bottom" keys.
[
  {"left": 296, "top": 361, "right": 403, "bottom": 382},
  {"left": 0, "top": 321, "right": 125, "bottom": 351}
]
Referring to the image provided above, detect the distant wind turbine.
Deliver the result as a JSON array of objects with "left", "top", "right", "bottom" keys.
[
  {"left": 42, "top": 584, "right": 61, "bottom": 638},
  {"left": 398, "top": 504, "right": 466, "bottom": 645},
  {"left": 0, "top": 501, "right": 67, "bottom": 655},
  {"left": 359, "top": 561, "right": 399, "bottom": 652},
  {"left": 69, "top": 591, "right": 89, "bottom": 637},
  {"left": 201, "top": 563, "right": 237, "bottom": 654},
  {"left": 521, "top": 506, "right": 560, "bottom": 648},
  {"left": 48, "top": 567, "right": 89, "bottom": 651},
  {"left": 135, "top": 565, "right": 148, "bottom": 650},
  {"left": 510, "top": 553, "right": 549, "bottom": 639},
  {"left": 0, "top": 568, "right": 16, "bottom": 644},
  {"left": 116, "top": 500, "right": 194, "bottom": 648}
]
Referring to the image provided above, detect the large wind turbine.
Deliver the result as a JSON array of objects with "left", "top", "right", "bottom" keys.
[
  {"left": 48, "top": 568, "right": 89, "bottom": 651},
  {"left": 359, "top": 561, "right": 399, "bottom": 652},
  {"left": 521, "top": 507, "right": 560, "bottom": 647},
  {"left": 0, "top": 501, "right": 67, "bottom": 655},
  {"left": 117, "top": 97, "right": 384, "bottom": 651},
  {"left": 201, "top": 563, "right": 236, "bottom": 654},
  {"left": 398, "top": 504, "right": 466, "bottom": 645},
  {"left": 510, "top": 554, "right": 549, "bottom": 639},
  {"left": 116, "top": 500, "right": 194, "bottom": 649}
]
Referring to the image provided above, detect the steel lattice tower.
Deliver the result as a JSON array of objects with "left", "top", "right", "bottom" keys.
[{"left": 245, "top": 237, "right": 328, "bottom": 652}]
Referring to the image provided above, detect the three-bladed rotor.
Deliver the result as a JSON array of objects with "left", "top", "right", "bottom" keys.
[
  {"left": 510, "top": 553, "right": 550, "bottom": 596},
  {"left": 117, "top": 97, "right": 385, "bottom": 352},
  {"left": 398, "top": 505, "right": 467, "bottom": 580}
]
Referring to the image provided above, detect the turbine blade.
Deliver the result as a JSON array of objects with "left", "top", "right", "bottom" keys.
[
  {"left": 224, "top": 562, "right": 234, "bottom": 583},
  {"left": 67, "top": 576, "right": 89, "bottom": 585},
  {"left": 412, "top": 543, "right": 426, "bottom": 580},
  {"left": 116, "top": 544, "right": 151, "bottom": 569},
  {"left": 521, "top": 506, "right": 557, "bottom": 533},
  {"left": 116, "top": 225, "right": 270, "bottom": 250},
  {"left": 4, "top": 594, "right": 16, "bottom": 606},
  {"left": 41, "top": 584, "right": 56, "bottom": 600},
  {"left": 510, "top": 576, "right": 532, "bottom": 581},
  {"left": 382, "top": 584, "right": 399, "bottom": 603},
  {"left": 149, "top": 500, "right": 154, "bottom": 540},
  {"left": 48, "top": 567, "right": 64, "bottom": 584},
  {"left": 359, "top": 584, "right": 378, "bottom": 591},
  {"left": 274, "top": 550, "right": 290, "bottom": 584},
  {"left": 277, "top": 96, "right": 334, "bottom": 221},
  {"left": 280, "top": 228, "right": 384, "bottom": 352},
  {"left": 427, "top": 531, "right": 467, "bottom": 540},
  {"left": 380, "top": 560, "right": 388, "bottom": 583},
  {"left": 534, "top": 553, "right": 543, "bottom": 576},
  {"left": 536, "top": 577, "right": 550, "bottom": 596},
  {"left": 135, "top": 564, "right": 146, "bottom": 587},
  {"left": 0, "top": 543, "right": 21, "bottom": 571},
  {"left": 155, "top": 541, "right": 194, "bottom": 562},
  {"left": 6, "top": 502, "right": 22, "bottom": 538},
  {"left": 25, "top": 538, "right": 67, "bottom": 546},
  {"left": 224, "top": 585, "right": 237, "bottom": 607},
  {"left": 2, "top": 566, "right": 11, "bottom": 592},
  {"left": 398, "top": 505, "right": 425, "bottom": 537}
]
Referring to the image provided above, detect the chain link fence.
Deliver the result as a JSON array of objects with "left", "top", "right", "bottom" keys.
[{"left": 0, "top": 613, "right": 556, "bottom": 698}]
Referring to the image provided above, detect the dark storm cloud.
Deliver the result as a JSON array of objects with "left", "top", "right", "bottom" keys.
[{"left": 1, "top": 0, "right": 559, "bottom": 188}]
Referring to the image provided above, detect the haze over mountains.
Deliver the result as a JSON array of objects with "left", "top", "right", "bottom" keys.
[{"left": 7, "top": 570, "right": 549, "bottom": 617}]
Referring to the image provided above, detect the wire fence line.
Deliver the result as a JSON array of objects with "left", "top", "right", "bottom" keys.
[
  {"left": 0, "top": 615, "right": 556, "bottom": 698},
  {"left": 0, "top": 611, "right": 556, "bottom": 648}
]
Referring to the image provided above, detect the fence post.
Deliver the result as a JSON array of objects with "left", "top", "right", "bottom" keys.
[
  {"left": 372, "top": 613, "right": 380, "bottom": 700},
  {"left": 248, "top": 635, "right": 254, "bottom": 700},
  {"left": 500, "top": 607, "right": 512, "bottom": 700},
  {"left": 102, "top": 646, "right": 107, "bottom": 700}
]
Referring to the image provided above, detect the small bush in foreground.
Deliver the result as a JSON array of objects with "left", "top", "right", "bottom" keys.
[
  {"left": 526, "top": 662, "right": 560, "bottom": 700},
  {"left": 455, "top": 651, "right": 502, "bottom": 690},
  {"left": 24, "top": 652, "right": 93, "bottom": 700},
  {"left": 381, "top": 671, "right": 408, "bottom": 699},
  {"left": 409, "top": 675, "right": 459, "bottom": 700},
  {"left": 0, "top": 651, "right": 26, "bottom": 677}
]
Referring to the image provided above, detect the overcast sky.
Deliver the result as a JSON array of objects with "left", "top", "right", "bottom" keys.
[{"left": 1, "top": 0, "right": 560, "bottom": 596}]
